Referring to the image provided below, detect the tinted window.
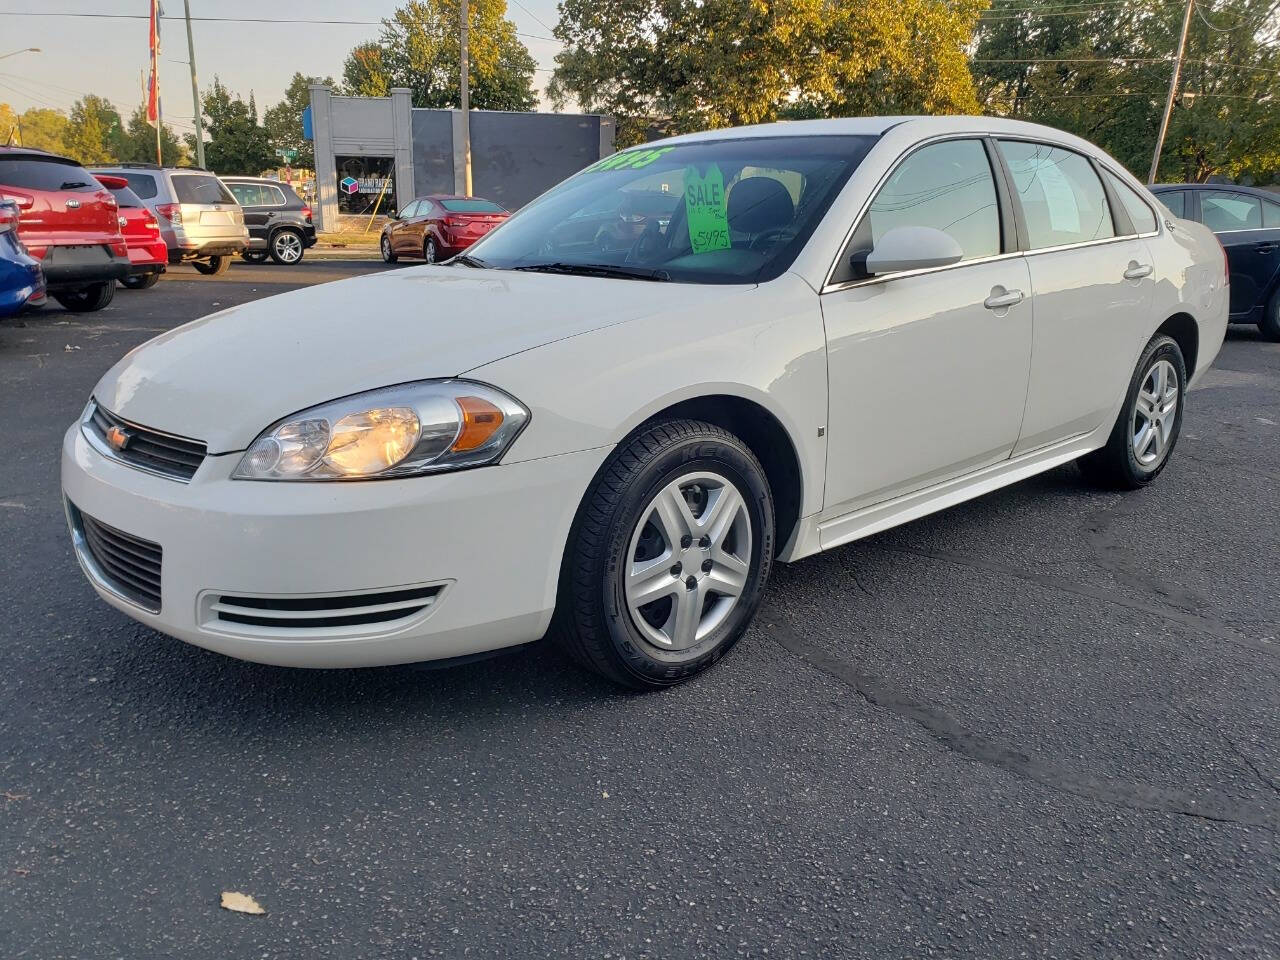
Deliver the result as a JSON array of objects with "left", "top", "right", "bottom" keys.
[
  {"left": 264, "top": 184, "right": 288, "bottom": 205},
  {"left": 0, "top": 157, "right": 100, "bottom": 192},
  {"left": 866, "top": 138, "right": 1000, "bottom": 261},
  {"left": 1157, "top": 190, "right": 1186, "bottom": 218},
  {"left": 1201, "top": 191, "right": 1262, "bottom": 231},
  {"left": 399, "top": 200, "right": 421, "bottom": 219},
  {"left": 467, "top": 134, "right": 878, "bottom": 284},
  {"left": 106, "top": 185, "right": 145, "bottom": 209},
  {"left": 226, "top": 182, "right": 264, "bottom": 206},
  {"left": 440, "top": 198, "right": 506, "bottom": 213},
  {"left": 119, "top": 172, "right": 158, "bottom": 199},
  {"left": 1104, "top": 170, "right": 1157, "bottom": 234},
  {"left": 1264, "top": 197, "right": 1280, "bottom": 228},
  {"left": 171, "top": 173, "right": 236, "bottom": 205},
  {"left": 998, "top": 140, "right": 1114, "bottom": 248}
]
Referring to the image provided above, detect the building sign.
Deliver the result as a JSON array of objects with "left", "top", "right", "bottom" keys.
[{"left": 340, "top": 176, "right": 391, "bottom": 195}]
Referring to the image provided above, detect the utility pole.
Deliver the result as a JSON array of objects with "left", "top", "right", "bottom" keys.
[
  {"left": 459, "top": 0, "right": 473, "bottom": 196},
  {"left": 184, "top": 0, "right": 206, "bottom": 169},
  {"left": 1148, "top": 0, "right": 1195, "bottom": 184}
]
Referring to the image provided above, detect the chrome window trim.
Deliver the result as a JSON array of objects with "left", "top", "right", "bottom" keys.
[
  {"left": 820, "top": 132, "right": 1162, "bottom": 295},
  {"left": 80, "top": 401, "right": 201, "bottom": 484},
  {"left": 1094, "top": 160, "right": 1163, "bottom": 238}
]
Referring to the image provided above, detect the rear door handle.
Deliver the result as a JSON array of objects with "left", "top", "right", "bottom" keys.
[
  {"left": 1256, "top": 242, "right": 1277, "bottom": 254},
  {"left": 984, "top": 288, "right": 1025, "bottom": 310},
  {"left": 1123, "top": 262, "right": 1153, "bottom": 280}
]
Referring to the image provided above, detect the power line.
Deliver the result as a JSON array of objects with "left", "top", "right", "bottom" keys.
[{"left": 507, "top": 0, "right": 557, "bottom": 35}]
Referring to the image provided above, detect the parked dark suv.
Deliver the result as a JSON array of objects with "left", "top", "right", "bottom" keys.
[{"left": 223, "top": 177, "right": 316, "bottom": 265}]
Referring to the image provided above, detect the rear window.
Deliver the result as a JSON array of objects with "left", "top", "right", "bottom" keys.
[
  {"left": 106, "top": 185, "right": 146, "bottom": 208},
  {"left": 0, "top": 157, "right": 100, "bottom": 192},
  {"left": 440, "top": 199, "right": 505, "bottom": 213},
  {"left": 171, "top": 173, "right": 236, "bottom": 205}
]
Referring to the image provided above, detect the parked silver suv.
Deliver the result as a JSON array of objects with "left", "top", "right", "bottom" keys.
[{"left": 90, "top": 164, "right": 249, "bottom": 275}]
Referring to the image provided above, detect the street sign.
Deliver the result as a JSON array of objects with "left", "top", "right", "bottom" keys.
[{"left": 275, "top": 148, "right": 298, "bottom": 161}]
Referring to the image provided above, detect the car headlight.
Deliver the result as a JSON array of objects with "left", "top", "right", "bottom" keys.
[{"left": 232, "top": 380, "right": 529, "bottom": 481}]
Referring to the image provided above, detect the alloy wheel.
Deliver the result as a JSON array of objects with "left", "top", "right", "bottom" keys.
[
  {"left": 425, "top": 239, "right": 436, "bottom": 263},
  {"left": 273, "top": 231, "right": 303, "bottom": 263},
  {"left": 624, "top": 471, "right": 752, "bottom": 652},
  {"left": 1132, "top": 358, "right": 1179, "bottom": 467}
]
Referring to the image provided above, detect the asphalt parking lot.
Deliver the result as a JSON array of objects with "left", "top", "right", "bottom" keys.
[{"left": 1, "top": 260, "right": 1277, "bottom": 959}]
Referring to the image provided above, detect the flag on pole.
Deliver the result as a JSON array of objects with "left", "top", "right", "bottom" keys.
[{"left": 146, "top": 0, "right": 162, "bottom": 128}]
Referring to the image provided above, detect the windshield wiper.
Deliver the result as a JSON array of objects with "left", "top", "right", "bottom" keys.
[
  {"left": 512, "top": 261, "right": 670, "bottom": 282},
  {"left": 451, "top": 253, "right": 489, "bottom": 268},
  {"left": 61, "top": 181, "right": 90, "bottom": 190}
]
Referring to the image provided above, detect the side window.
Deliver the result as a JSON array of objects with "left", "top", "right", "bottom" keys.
[
  {"left": 1158, "top": 190, "right": 1186, "bottom": 219},
  {"left": 865, "top": 139, "right": 1001, "bottom": 261},
  {"left": 122, "top": 173, "right": 158, "bottom": 200},
  {"left": 1264, "top": 197, "right": 1280, "bottom": 228},
  {"left": 398, "top": 200, "right": 420, "bottom": 219},
  {"left": 1201, "top": 191, "right": 1261, "bottom": 232},
  {"left": 997, "top": 140, "right": 1115, "bottom": 248},
  {"left": 1103, "top": 170, "right": 1158, "bottom": 234},
  {"left": 265, "top": 185, "right": 288, "bottom": 206},
  {"left": 227, "top": 183, "right": 259, "bottom": 206}
]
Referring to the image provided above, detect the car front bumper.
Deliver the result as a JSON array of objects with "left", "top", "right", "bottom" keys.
[{"left": 61, "top": 422, "right": 604, "bottom": 668}]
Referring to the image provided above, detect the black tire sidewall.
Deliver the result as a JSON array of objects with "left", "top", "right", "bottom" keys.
[
  {"left": 425, "top": 238, "right": 436, "bottom": 263},
  {"left": 270, "top": 229, "right": 303, "bottom": 265},
  {"left": 1120, "top": 337, "right": 1187, "bottom": 484},
  {"left": 381, "top": 235, "right": 396, "bottom": 263},
  {"left": 55, "top": 281, "right": 113, "bottom": 312},
  {"left": 591, "top": 431, "right": 773, "bottom": 686}
]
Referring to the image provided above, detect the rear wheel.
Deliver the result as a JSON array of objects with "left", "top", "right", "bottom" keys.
[
  {"left": 193, "top": 256, "right": 231, "bottom": 275},
  {"left": 270, "top": 229, "right": 305, "bottom": 265},
  {"left": 1261, "top": 289, "right": 1280, "bottom": 342},
  {"left": 550, "top": 419, "right": 774, "bottom": 689},
  {"left": 241, "top": 250, "right": 269, "bottom": 264},
  {"left": 380, "top": 233, "right": 397, "bottom": 263},
  {"left": 120, "top": 273, "right": 160, "bottom": 290},
  {"left": 1079, "top": 334, "right": 1186, "bottom": 489},
  {"left": 53, "top": 281, "right": 115, "bottom": 313}
]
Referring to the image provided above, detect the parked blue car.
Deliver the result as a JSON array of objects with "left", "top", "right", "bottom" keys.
[
  {"left": 0, "top": 198, "right": 44, "bottom": 318},
  {"left": 1151, "top": 184, "right": 1280, "bottom": 341}
]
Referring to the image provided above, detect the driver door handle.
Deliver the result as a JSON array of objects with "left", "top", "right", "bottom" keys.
[
  {"left": 984, "top": 288, "right": 1025, "bottom": 310},
  {"left": 1124, "top": 262, "right": 1154, "bottom": 280}
]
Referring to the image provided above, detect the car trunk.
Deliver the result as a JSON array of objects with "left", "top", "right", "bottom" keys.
[
  {"left": 170, "top": 173, "right": 244, "bottom": 233},
  {"left": 446, "top": 213, "right": 507, "bottom": 243}
]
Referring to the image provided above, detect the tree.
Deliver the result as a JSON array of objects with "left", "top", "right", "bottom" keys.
[
  {"left": 196, "top": 78, "right": 273, "bottom": 174},
  {"left": 117, "top": 105, "right": 188, "bottom": 166},
  {"left": 340, "top": 0, "right": 538, "bottom": 110},
  {"left": 263, "top": 72, "right": 333, "bottom": 170},
  {"left": 63, "top": 96, "right": 124, "bottom": 165},
  {"left": 972, "top": 0, "right": 1280, "bottom": 183},
  {"left": 2, "top": 107, "right": 69, "bottom": 153},
  {"left": 549, "top": 0, "right": 984, "bottom": 147}
]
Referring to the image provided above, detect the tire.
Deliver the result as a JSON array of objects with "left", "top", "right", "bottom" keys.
[
  {"left": 380, "top": 233, "right": 397, "bottom": 263},
  {"left": 269, "top": 228, "right": 305, "bottom": 265},
  {"left": 192, "top": 255, "right": 231, "bottom": 275},
  {"left": 120, "top": 273, "right": 161, "bottom": 290},
  {"left": 550, "top": 419, "right": 775, "bottom": 689},
  {"left": 1079, "top": 334, "right": 1186, "bottom": 489},
  {"left": 1260, "top": 289, "right": 1280, "bottom": 342},
  {"left": 424, "top": 237, "right": 437, "bottom": 263},
  {"left": 53, "top": 281, "right": 115, "bottom": 313},
  {"left": 241, "top": 250, "right": 269, "bottom": 264}
]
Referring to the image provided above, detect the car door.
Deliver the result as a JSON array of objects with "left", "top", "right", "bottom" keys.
[
  {"left": 997, "top": 139, "right": 1157, "bottom": 455},
  {"left": 415, "top": 199, "right": 440, "bottom": 254},
  {"left": 820, "top": 137, "right": 1034, "bottom": 517},
  {"left": 1199, "top": 190, "right": 1280, "bottom": 321},
  {"left": 390, "top": 200, "right": 419, "bottom": 253},
  {"left": 227, "top": 182, "right": 268, "bottom": 245}
]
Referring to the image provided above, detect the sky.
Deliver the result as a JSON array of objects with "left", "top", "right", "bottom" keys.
[{"left": 0, "top": 0, "right": 566, "bottom": 132}]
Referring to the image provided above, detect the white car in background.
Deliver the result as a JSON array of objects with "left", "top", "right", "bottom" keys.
[{"left": 62, "top": 117, "right": 1228, "bottom": 689}]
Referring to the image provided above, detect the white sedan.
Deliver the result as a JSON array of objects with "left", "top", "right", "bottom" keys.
[{"left": 62, "top": 117, "right": 1228, "bottom": 688}]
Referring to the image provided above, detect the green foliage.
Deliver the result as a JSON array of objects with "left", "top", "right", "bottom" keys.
[
  {"left": 549, "top": 0, "right": 986, "bottom": 147},
  {"left": 196, "top": 78, "right": 274, "bottom": 174},
  {"left": 972, "top": 0, "right": 1280, "bottom": 183},
  {"left": 264, "top": 72, "right": 333, "bottom": 170},
  {"left": 116, "top": 106, "right": 188, "bottom": 166},
  {"left": 0, "top": 105, "right": 69, "bottom": 153},
  {"left": 63, "top": 96, "right": 124, "bottom": 165},
  {"left": 340, "top": 0, "right": 538, "bottom": 111}
]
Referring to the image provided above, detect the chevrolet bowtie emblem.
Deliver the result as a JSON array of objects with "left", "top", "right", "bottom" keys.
[{"left": 105, "top": 425, "right": 131, "bottom": 451}]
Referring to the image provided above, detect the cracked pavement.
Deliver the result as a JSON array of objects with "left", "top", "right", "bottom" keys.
[{"left": 1, "top": 261, "right": 1277, "bottom": 958}]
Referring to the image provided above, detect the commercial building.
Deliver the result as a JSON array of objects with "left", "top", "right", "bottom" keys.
[{"left": 306, "top": 85, "right": 615, "bottom": 231}]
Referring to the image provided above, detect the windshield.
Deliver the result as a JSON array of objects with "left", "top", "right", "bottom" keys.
[{"left": 464, "top": 135, "right": 878, "bottom": 284}]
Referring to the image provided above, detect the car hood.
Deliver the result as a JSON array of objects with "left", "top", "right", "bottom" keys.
[{"left": 93, "top": 266, "right": 731, "bottom": 452}]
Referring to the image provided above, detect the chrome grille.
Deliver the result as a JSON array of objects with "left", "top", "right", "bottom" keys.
[
  {"left": 69, "top": 503, "right": 162, "bottom": 612},
  {"left": 211, "top": 586, "right": 442, "bottom": 631},
  {"left": 85, "top": 401, "right": 207, "bottom": 481}
]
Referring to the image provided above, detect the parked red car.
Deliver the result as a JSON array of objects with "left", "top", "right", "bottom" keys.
[
  {"left": 94, "top": 174, "right": 167, "bottom": 289},
  {"left": 0, "top": 147, "right": 128, "bottom": 312},
  {"left": 380, "top": 195, "right": 508, "bottom": 264}
]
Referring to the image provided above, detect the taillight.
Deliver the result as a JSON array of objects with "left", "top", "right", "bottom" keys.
[
  {"left": 1, "top": 192, "right": 33, "bottom": 209},
  {"left": 156, "top": 203, "right": 182, "bottom": 225},
  {"left": 0, "top": 202, "right": 16, "bottom": 233},
  {"left": 301, "top": 205, "right": 312, "bottom": 221},
  {"left": 145, "top": 219, "right": 159, "bottom": 231},
  {"left": 1220, "top": 240, "right": 1230, "bottom": 284}
]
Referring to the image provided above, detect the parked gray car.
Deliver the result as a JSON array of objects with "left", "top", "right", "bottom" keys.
[{"left": 89, "top": 164, "right": 249, "bottom": 275}]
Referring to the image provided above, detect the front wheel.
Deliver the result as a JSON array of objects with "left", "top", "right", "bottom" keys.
[
  {"left": 380, "top": 233, "right": 398, "bottom": 263},
  {"left": 550, "top": 419, "right": 774, "bottom": 689},
  {"left": 1079, "top": 334, "right": 1186, "bottom": 489},
  {"left": 424, "top": 237, "right": 437, "bottom": 263},
  {"left": 192, "top": 256, "right": 231, "bottom": 275},
  {"left": 241, "top": 250, "right": 269, "bottom": 264},
  {"left": 54, "top": 281, "right": 115, "bottom": 312}
]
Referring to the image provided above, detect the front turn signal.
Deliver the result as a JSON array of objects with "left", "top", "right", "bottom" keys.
[{"left": 452, "top": 396, "right": 506, "bottom": 451}]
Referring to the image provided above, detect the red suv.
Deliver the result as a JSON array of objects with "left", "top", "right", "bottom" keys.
[
  {"left": 94, "top": 174, "right": 168, "bottom": 289},
  {"left": 0, "top": 147, "right": 128, "bottom": 312}
]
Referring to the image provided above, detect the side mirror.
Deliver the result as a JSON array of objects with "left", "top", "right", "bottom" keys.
[{"left": 861, "top": 226, "right": 964, "bottom": 276}]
